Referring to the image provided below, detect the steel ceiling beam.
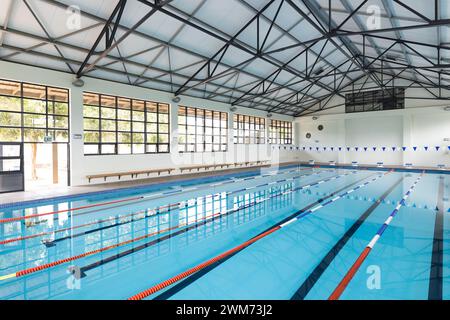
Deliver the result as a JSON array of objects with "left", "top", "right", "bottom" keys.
[
  {"left": 137, "top": 0, "right": 339, "bottom": 102},
  {"left": 77, "top": 0, "right": 174, "bottom": 78},
  {"left": 76, "top": 0, "right": 127, "bottom": 77}
]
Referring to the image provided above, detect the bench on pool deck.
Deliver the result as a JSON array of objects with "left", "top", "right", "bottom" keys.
[
  {"left": 235, "top": 160, "right": 270, "bottom": 167},
  {"left": 179, "top": 164, "right": 217, "bottom": 173},
  {"left": 86, "top": 168, "right": 175, "bottom": 183},
  {"left": 87, "top": 161, "right": 272, "bottom": 183},
  {"left": 179, "top": 161, "right": 270, "bottom": 173}
]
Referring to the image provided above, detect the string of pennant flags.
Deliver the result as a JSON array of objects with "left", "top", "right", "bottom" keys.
[
  {"left": 303, "top": 189, "right": 449, "bottom": 211},
  {"left": 274, "top": 145, "right": 450, "bottom": 152}
]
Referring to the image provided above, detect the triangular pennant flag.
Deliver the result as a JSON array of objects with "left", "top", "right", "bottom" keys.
[
  {"left": 435, "top": 146, "right": 440, "bottom": 151},
  {"left": 338, "top": 147, "right": 342, "bottom": 151},
  {"left": 347, "top": 147, "right": 350, "bottom": 151},
  {"left": 448, "top": 146, "right": 450, "bottom": 151},
  {"left": 402, "top": 147, "right": 407, "bottom": 151},
  {"left": 364, "top": 147, "right": 368, "bottom": 151},
  {"left": 303, "top": 147, "right": 306, "bottom": 150},
  {"left": 355, "top": 147, "right": 359, "bottom": 151},
  {"left": 382, "top": 147, "right": 386, "bottom": 151},
  {"left": 309, "top": 147, "right": 312, "bottom": 150},
  {"left": 323, "top": 147, "right": 327, "bottom": 151},
  {"left": 392, "top": 147, "right": 396, "bottom": 151},
  {"left": 413, "top": 146, "right": 417, "bottom": 151},
  {"left": 373, "top": 147, "right": 377, "bottom": 151},
  {"left": 424, "top": 146, "right": 428, "bottom": 151},
  {"left": 331, "top": 147, "right": 334, "bottom": 151}
]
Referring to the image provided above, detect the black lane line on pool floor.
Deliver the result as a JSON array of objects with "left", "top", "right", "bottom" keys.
[
  {"left": 428, "top": 176, "right": 444, "bottom": 300},
  {"left": 290, "top": 176, "right": 404, "bottom": 300},
  {"left": 152, "top": 173, "right": 380, "bottom": 300},
  {"left": 76, "top": 173, "right": 352, "bottom": 278}
]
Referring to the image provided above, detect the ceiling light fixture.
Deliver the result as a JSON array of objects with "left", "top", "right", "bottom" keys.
[{"left": 72, "top": 78, "right": 84, "bottom": 87}]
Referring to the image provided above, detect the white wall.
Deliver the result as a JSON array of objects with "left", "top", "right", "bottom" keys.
[
  {"left": 0, "top": 61, "right": 296, "bottom": 186},
  {"left": 295, "top": 106, "right": 450, "bottom": 167}
]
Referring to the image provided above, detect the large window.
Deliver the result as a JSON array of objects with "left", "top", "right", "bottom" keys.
[
  {"left": 269, "top": 120, "right": 292, "bottom": 144},
  {"left": 178, "top": 106, "right": 228, "bottom": 152},
  {"left": 0, "top": 80, "right": 69, "bottom": 143},
  {"left": 233, "top": 114, "right": 265, "bottom": 144},
  {"left": 345, "top": 88, "right": 405, "bottom": 113},
  {"left": 83, "top": 92, "right": 170, "bottom": 155}
]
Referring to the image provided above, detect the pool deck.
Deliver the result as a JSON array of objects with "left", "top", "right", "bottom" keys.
[
  {"left": 0, "top": 161, "right": 448, "bottom": 207},
  {"left": 0, "top": 162, "right": 295, "bottom": 206}
]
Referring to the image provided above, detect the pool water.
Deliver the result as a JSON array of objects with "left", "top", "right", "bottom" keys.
[{"left": 0, "top": 165, "right": 449, "bottom": 300}]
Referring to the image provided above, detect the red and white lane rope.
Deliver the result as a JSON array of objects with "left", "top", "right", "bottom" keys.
[
  {"left": 0, "top": 169, "right": 351, "bottom": 281},
  {"left": 0, "top": 168, "right": 326, "bottom": 245},
  {"left": 127, "top": 171, "right": 392, "bottom": 300},
  {"left": 328, "top": 172, "right": 424, "bottom": 300},
  {"left": 0, "top": 166, "right": 311, "bottom": 225}
]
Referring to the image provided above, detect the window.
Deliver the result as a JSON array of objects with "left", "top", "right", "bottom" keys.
[
  {"left": 233, "top": 114, "right": 265, "bottom": 144},
  {"left": 0, "top": 80, "right": 69, "bottom": 143},
  {"left": 269, "top": 120, "right": 292, "bottom": 144},
  {"left": 345, "top": 88, "right": 405, "bottom": 113},
  {"left": 178, "top": 106, "right": 227, "bottom": 152},
  {"left": 83, "top": 92, "right": 170, "bottom": 155}
]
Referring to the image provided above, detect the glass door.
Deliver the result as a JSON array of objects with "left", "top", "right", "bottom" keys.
[
  {"left": 24, "top": 142, "right": 69, "bottom": 191},
  {"left": 0, "top": 142, "right": 24, "bottom": 193}
]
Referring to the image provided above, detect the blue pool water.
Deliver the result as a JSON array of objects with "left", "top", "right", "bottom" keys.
[{"left": 0, "top": 165, "right": 449, "bottom": 300}]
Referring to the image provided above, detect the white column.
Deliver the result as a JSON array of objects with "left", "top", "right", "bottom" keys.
[
  {"left": 69, "top": 86, "right": 84, "bottom": 186},
  {"left": 171, "top": 103, "right": 179, "bottom": 153}
]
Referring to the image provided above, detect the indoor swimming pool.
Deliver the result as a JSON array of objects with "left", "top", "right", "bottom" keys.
[{"left": 0, "top": 165, "right": 449, "bottom": 300}]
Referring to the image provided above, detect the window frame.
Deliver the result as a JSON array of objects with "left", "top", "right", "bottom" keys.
[
  {"left": 0, "top": 79, "right": 70, "bottom": 144},
  {"left": 178, "top": 106, "right": 228, "bottom": 153},
  {"left": 233, "top": 114, "right": 266, "bottom": 144},
  {"left": 269, "top": 119, "right": 292, "bottom": 145},
  {"left": 83, "top": 92, "right": 170, "bottom": 156}
]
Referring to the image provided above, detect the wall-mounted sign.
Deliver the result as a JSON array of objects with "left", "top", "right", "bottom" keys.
[
  {"left": 43, "top": 135, "right": 53, "bottom": 143},
  {"left": 72, "top": 133, "right": 83, "bottom": 140}
]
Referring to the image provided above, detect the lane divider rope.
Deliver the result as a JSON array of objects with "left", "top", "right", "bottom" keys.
[
  {"left": 127, "top": 170, "right": 393, "bottom": 300},
  {"left": 0, "top": 168, "right": 327, "bottom": 245},
  {"left": 0, "top": 170, "right": 355, "bottom": 280},
  {"left": 0, "top": 166, "right": 311, "bottom": 225},
  {"left": 328, "top": 172, "right": 424, "bottom": 300}
]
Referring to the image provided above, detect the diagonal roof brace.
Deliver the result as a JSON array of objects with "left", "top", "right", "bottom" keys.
[{"left": 77, "top": 0, "right": 173, "bottom": 79}]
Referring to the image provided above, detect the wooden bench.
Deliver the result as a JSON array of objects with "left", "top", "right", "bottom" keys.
[
  {"left": 86, "top": 168, "right": 175, "bottom": 183},
  {"left": 179, "top": 164, "right": 216, "bottom": 173},
  {"left": 87, "top": 161, "right": 271, "bottom": 183},
  {"left": 213, "top": 163, "right": 234, "bottom": 169},
  {"left": 234, "top": 160, "right": 270, "bottom": 167}
]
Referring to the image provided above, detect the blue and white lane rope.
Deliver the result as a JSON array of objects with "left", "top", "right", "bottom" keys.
[
  {"left": 6, "top": 168, "right": 335, "bottom": 244},
  {"left": 128, "top": 170, "right": 393, "bottom": 300},
  {"left": 9, "top": 166, "right": 319, "bottom": 225},
  {"left": 275, "top": 171, "right": 392, "bottom": 228},
  {"left": 329, "top": 172, "right": 424, "bottom": 300},
  {"left": 0, "top": 169, "right": 359, "bottom": 280}
]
